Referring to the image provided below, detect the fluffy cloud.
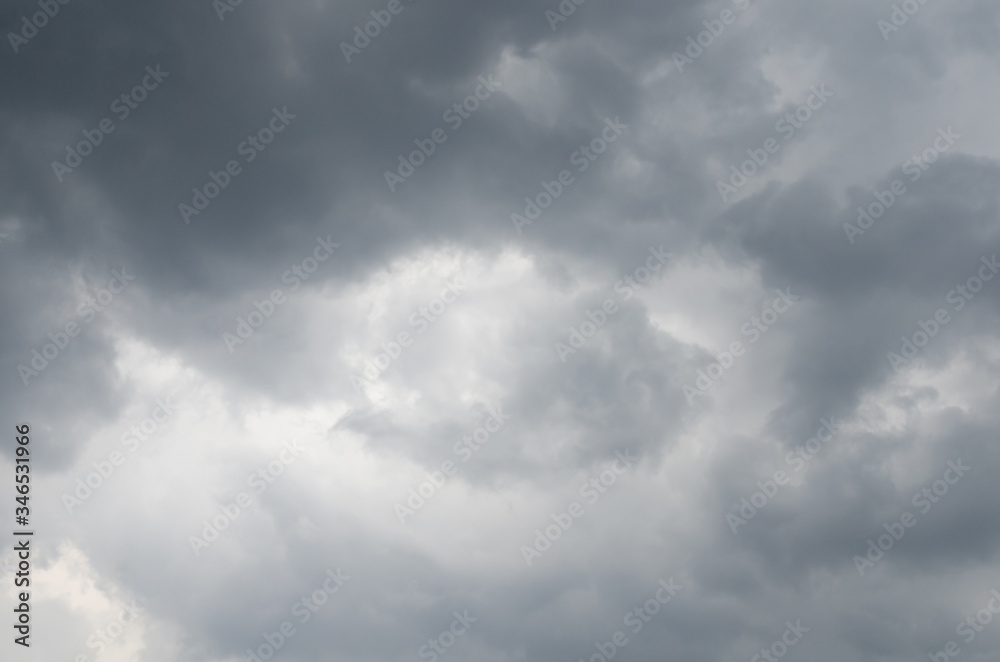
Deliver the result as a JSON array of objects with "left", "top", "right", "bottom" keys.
[{"left": 2, "top": 0, "right": 1000, "bottom": 660}]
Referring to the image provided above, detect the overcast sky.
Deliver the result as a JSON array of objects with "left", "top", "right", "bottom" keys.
[{"left": 2, "top": 0, "right": 1000, "bottom": 661}]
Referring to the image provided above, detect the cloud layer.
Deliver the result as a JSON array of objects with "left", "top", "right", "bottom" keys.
[{"left": 2, "top": 0, "right": 1000, "bottom": 660}]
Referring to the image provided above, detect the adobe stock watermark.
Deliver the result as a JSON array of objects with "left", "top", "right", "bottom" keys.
[
  {"left": 727, "top": 417, "right": 842, "bottom": 533},
  {"left": 340, "top": 0, "right": 415, "bottom": 63},
  {"left": 62, "top": 395, "right": 181, "bottom": 514},
  {"left": 510, "top": 117, "right": 628, "bottom": 235},
  {"left": 544, "top": 0, "right": 596, "bottom": 32},
  {"left": 52, "top": 65, "right": 169, "bottom": 182},
  {"left": 75, "top": 601, "right": 144, "bottom": 659},
  {"left": 887, "top": 255, "right": 998, "bottom": 373},
  {"left": 244, "top": 568, "right": 350, "bottom": 661},
  {"left": 385, "top": 74, "right": 502, "bottom": 192},
  {"left": 575, "top": 578, "right": 682, "bottom": 662},
  {"left": 7, "top": 0, "right": 76, "bottom": 54},
  {"left": 178, "top": 107, "right": 296, "bottom": 224},
  {"left": 417, "top": 611, "right": 477, "bottom": 662},
  {"left": 556, "top": 246, "right": 672, "bottom": 362},
  {"left": 223, "top": 236, "right": 340, "bottom": 353},
  {"left": 928, "top": 588, "right": 1000, "bottom": 662},
  {"left": 394, "top": 403, "right": 512, "bottom": 524},
  {"left": 188, "top": 440, "right": 305, "bottom": 556},
  {"left": 672, "top": 0, "right": 752, "bottom": 73},
  {"left": 683, "top": 288, "right": 800, "bottom": 403},
  {"left": 716, "top": 84, "right": 834, "bottom": 202},
  {"left": 520, "top": 450, "right": 639, "bottom": 566},
  {"left": 350, "top": 278, "right": 467, "bottom": 394},
  {"left": 17, "top": 268, "right": 136, "bottom": 386},
  {"left": 843, "top": 126, "right": 961, "bottom": 244},
  {"left": 878, "top": 0, "right": 934, "bottom": 41},
  {"left": 853, "top": 458, "right": 970, "bottom": 576},
  {"left": 746, "top": 620, "right": 810, "bottom": 662}
]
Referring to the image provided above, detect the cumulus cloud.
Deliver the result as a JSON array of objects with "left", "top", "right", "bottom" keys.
[{"left": 2, "top": 0, "right": 1000, "bottom": 660}]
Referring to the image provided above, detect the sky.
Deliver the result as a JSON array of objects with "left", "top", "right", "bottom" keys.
[{"left": 2, "top": 0, "right": 1000, "bottom": 661}]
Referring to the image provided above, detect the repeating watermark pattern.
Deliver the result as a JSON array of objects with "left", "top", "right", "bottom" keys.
[
  {"left": 544, "top": 0, "right": 596, "bottom": 32},
  {"left": 575, "top": 578, "right": 682, "bottom": 662},
  {"left": 683, "top": 288, "right": 800, "bottom": 403},
  {"left": 394, "top": 403, "right": 512, "bottom": 523},
  {"left": 556, "top": 246, "right": 672, "bottom": 362},
  {"left": 853, "top": 458, "right": 970, "bottom": 576},
  {"left": 520, "top": 450, "right": 638, "bottom": 566},
  {"left": 727, "top": 417, "right": 842, "bottom": 533},
  {"left": 244, "top": 568, "right": 350, "bottom": 661},
  {"left": 844, "top": 126, "right": 961, "bottom": 244},
  {"left": 350, "top": 278, "right": 467, "bottom": 393},
  {"left": 746, "top": 620, "right": 810, "bottom": 662},
  {"left": 417, "top": 611, "right": 477, "bottom": 662},
  {"left": 223, "top": 236, "right": 340, "bottom": 352},
  {"left": 340, "top": 0, "right": 415, "bottom": 63},
  {"left": 672, "top": 0, "right": 753, "bottom": 73},
  {"left": 887, "top": 255, "right": 998, "bottom": 373},
  {"left": 878, "top": 0, "right": 935, "bottom": 41},
  {"left": 178, "top": 107, "right": 296, "bottom": 224},
  {"left": 7, "top": 0, "right": 76, "bottom": 54},
  {"left": 511, "top": 117, "right": 628, "bottom": 235},
  {"left": 83, "top": 601, "right": 143, "bottom": 655},
  {"left": 17, "top": 268, "right": 136, "bottom": 386},
  {"left": 52, "top": 65, "right": 169, "bottom": 182},
  {"left": 8, "top": 1, "right": 995, "bottom": 658},
  {"left": 928, "top": 588, "right": 1000, "bottom": 661},
  {"left": 716, "top": 85, "right": 834, "bottom": 202},
  {"left": 188, "top": 440, "right": 305, "bottom": 556},
  {"left": 62, "top": 395, "right": 181, "bottom": 514},
  {"left": 385, "top": 75, "right": 502, "bottom": 192}
]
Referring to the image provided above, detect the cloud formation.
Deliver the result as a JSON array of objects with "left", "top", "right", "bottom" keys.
[{"left": 2, "top": 0, "right": 1000, "bottom": 660}]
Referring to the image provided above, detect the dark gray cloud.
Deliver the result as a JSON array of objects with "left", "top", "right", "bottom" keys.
[{"left": 2, "top": 0, "right": 1000, "bottom": 660}]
